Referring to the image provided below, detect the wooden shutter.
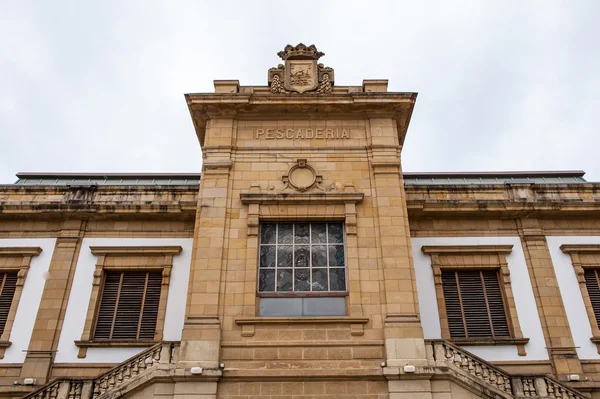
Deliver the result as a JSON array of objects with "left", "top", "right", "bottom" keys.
[
  {"left": 94, "top": 271, "right": 162, "bottom": 340},
  {"left": 0, "top": 272, "right": 18, "bottom": 335},
  {"left": 441, "top": 270, "right": 510, "bottom": 339},
  {"left": 584, "top": 269, "right": 600, "bottom": 328}
]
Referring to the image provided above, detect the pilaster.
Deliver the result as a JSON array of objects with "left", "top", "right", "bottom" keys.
[
  {"left": 367, "top": 117, "right": 425, "bottom": 367},
  {"left": 20, "top": 219, "right": 86, "bottom": 384},
  {"left": 180, "top": 118, "right": 233, "bottom": 369},
  {"left": 517, "top": 216, "right": 583, "bottom": 378}
]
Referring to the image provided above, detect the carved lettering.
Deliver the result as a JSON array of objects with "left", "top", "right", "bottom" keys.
[{"left": 253, "top": 128, "right": 352, "bottom": 140}]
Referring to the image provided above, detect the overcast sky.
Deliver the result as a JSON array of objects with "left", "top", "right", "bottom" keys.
[{"left": 1, "top": 1, "right": 599, "bottom": 183}]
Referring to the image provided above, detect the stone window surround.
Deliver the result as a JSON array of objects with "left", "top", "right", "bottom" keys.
[
  {"left": 560, "top": 244, "right": 600, "bottom": 354},
  {"left": 75, "top": 246, "right": 182, "bottom": 358},
  {"left": 238, "top": 185, "right": 367, "bottom": 337},
  {"left": 0, "top": 247, "right": 42, "bottom": 359},
  {"left": 421, "top": 245, "right": 529, "bottom": 356}
]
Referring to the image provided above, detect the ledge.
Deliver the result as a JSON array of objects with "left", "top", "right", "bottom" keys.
[
  {"left": 235, "top": 317, "right": 370, "bottom": 337},
  {"left": 422, "top": 245, "right": 513, "bottom": 255},
  {"left": 0, "top": 247, "right": 42, "bottom": 256},
  {"left": 0, "top": 340, "right": 11, "bottom": 360},
  {"left": 589, "top": 337, "right": 600, "bottom": 344},
  {"left": 89, "top": 246, "right": 182, "bottom": 256},
  {"left": 450, "top": 338, "right": 530, "bottom": 346},
  {"left": 240, "top": 192, "right": 364, "bottom": 205},
  {"left": 561, "top": 245, "right": 600, "bottom": 254},
  {"left": 235, "top": 316, "right": 369, "bottom": 325},
  {"left": 75, "top": 340, "right": 160, "bottom": 348}
]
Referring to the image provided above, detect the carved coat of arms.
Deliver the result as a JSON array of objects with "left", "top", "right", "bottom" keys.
[
  {"left": 286, "top": 60, "right": 317, "bottom": 93},
  {"left": 268, "top": 43, "right": 334, "bottom": 94}
]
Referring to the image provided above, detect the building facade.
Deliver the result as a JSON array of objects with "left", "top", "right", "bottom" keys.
[{"left": 1, "top": 44, "right": 599, "bottom": 398}]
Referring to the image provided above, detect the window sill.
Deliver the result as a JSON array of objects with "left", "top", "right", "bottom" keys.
[
  {"left": 235, "top": 316, "right": 369, "bottom": 338},
  {"left": 75, "top": 340, "right": 159, "bottom": 358},
  {"left": 0, "top": 341, "right": 11, "bottom": 359},
  {"left": 258, "top": 291, "right": 348, "bottom": 298},
  {"left": 450, "top": 337, "right": 530, "bottom": 356}
]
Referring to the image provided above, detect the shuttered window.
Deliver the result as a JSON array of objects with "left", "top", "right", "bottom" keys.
[
  {"left": 94, "top": 271, "right": 162, "bottom": 340},
  {"left": 0, "top": 272, "right": 18, "bottom": 335},
  {"left": 441, "top": 270, "right": 510, "bottom": 339},
  {"left": 584, "top": 269, "right": 600, "bottom": 328}
]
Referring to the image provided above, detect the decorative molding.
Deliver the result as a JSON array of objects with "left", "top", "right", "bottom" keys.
[
  {"left": 422, "top": 244, "right": 527, "bottom": 356},
  {"left": 235, "top": 316, "right": 368, "bottom": 337},
  {"left": 77, "top": 246, "right": 181, "bottom": 358},
  {"left": 0, "top": 246, "right": 42, "bottom": 353},
  {"left": 89, "top": 246, "right": 182, "bottom": 256},
  {"left": 282, "top": 159, "right": 321, "bottom": 192},
  {"left": 560, "top": 245, "right": 600, "bottom": 354},
  {"left": 269, "top": 43, "right": 334, "bottom": 94},
  {"left": 240, "top": 191, "right": 364, "bottom": 205},
  {"left": 422, "top": 245, "right": 514, "bottom": 255},
  {"left": 234, "top": 316, "right": 369, "bottom": 325}
]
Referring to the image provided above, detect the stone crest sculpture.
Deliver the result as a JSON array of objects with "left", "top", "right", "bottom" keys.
[{"left": 269, "top": 43, "right": 334, "bottom": 94}]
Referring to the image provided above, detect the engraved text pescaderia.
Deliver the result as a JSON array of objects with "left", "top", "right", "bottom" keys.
[{"left": 254, "top": 128, "right": 351, "bottom": 140}]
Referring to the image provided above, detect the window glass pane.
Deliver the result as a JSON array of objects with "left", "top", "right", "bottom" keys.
[
  {"left": 294, "top": 269, "right": 310, "bottom": 291},
  {"left": 328, "top": 245, "right": 345, "bottom": 267},
  {"left": 259, "top": 270, "right": 275, "bottom": 291},
  {"left": 277, "top": 269, "right": 293, "bottom": 291},
  {"left": 311, "top": 245, "right": 327, "bottom": 267},
  {"left": 329, "top": 268, "right": 346, "bottom": 291},
  {"left": 278, "top": 223, "right": 294, "bottom": 244},
  {"left": 295, "top": 223, "right": 310, "bottom": 244},
  {"left": 277, "top": 245, "right": 293, "bottom": 268},
  {"left": 294, "top": 246, "right": 310, "bottom": 268},
  {"left": 311, "top": 223, "right": 327, "bottom": 243},
  {"left": 328, "top": 223, "right": 344, "bottom": 243},
  {"left": 312, "top": 268, "right": 328, "bottom": 291},
  {"left": 259, "top": 246, "right": 276, "bottom": 268},
  {"left": 261, "top": 223, "right": 277, "bottom": 244}
]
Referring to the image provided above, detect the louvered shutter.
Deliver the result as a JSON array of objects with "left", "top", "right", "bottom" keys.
[
  {"left": 94, "top": 271, "right": 162, "bottom": 340},
  {"left": 441, "top": 270, "right": 510, "bottom": 339},
  {"left": 0, "top": 272, "right": 18, "bottom": 335},
  {"left": 584, "top": 269, "right": 600, "bottom": 328}
]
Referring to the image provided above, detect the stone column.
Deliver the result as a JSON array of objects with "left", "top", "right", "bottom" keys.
[
  {"left": 179, "top": 118, "right": 233, "bottom": 370},
  {"left": 367, "top": 118, "right": 426, "bottom": 371},
  {"left": 20, "top": 219, "right": 85, "bottom": 384},
  {"left": 517, "top": 217, "right": 583, "bottom": 378}
]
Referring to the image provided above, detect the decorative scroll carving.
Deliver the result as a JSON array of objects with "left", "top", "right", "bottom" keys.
[
  {"left": 268, "top": 43, "right": 334, "bottom": 94},
  {"left": 282, "top": 159, "right": 322, "bottom": 192}
]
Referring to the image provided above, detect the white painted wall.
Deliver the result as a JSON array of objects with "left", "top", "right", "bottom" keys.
[
  {"left": 547, "top": 236, "right": 600, "bottom": 360},
  {"left": 55, "top": 238, "right": 192, "bottom": 363},
  {"left": 0, "top": 238, "right": 56, "bottom": 364},
  {"left": 412, "top": 236, "right": 548, "bottom": 361}
]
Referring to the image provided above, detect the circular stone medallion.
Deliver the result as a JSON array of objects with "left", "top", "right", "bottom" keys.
[{"left": 288, "top": 165, "right": 316, "bottom": 191}]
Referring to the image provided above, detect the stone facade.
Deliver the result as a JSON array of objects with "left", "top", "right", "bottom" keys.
[{"left": 0, "top": 44, "right": 599, "bottom": 398}]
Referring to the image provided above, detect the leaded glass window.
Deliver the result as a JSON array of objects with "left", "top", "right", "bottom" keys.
[{"left": 258, "top": 222, "right": 346, "bottom": 292}]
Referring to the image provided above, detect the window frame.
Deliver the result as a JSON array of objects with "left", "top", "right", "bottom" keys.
[
  {"left": 257, "top": 221, "right": 348, "bottom": 296},
  {"left": 560, "top": 244, "right": 600, "bottom": 354},
  {"left": 422, "top": 245, "right": 529, "bottom": 356},
  {"left": 0, "top": 247, "right": 42, "bottom": 359},
  {"left": 75, "top": 246, "right": 181, "bottom": 358}
]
